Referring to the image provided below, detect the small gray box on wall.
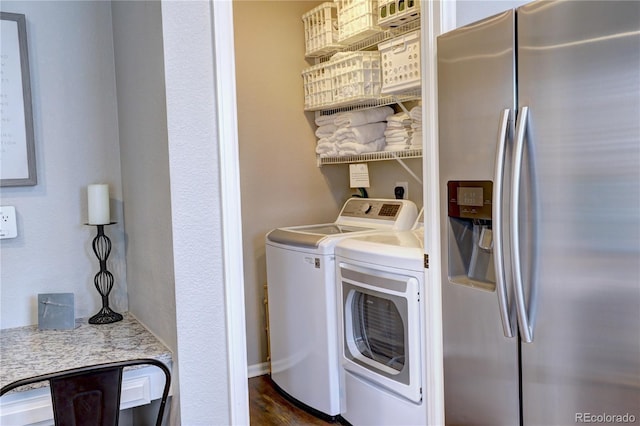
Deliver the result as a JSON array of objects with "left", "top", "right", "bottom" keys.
[{"left": 38, "top": 293, "right": 75, "bottom": 330}]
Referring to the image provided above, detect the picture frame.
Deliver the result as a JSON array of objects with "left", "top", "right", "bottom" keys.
[{"left": 1, "top": 12, "right": 36, "bottom": 186}]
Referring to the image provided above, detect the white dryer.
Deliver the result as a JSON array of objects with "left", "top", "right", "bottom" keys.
[
  {"left": 265, "top": 199, "right": 418, "bottom": 418},
  {"left": 335, "top": 213, "right": 427, "bottom": 425}
]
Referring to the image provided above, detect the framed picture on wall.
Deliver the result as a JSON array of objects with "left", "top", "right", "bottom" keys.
[{"left": 1, "top": 12, "right": 36, "bottom": 187}]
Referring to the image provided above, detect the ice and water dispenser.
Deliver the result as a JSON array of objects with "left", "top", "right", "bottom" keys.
[{"left": 447, "top": 181, "right": 496, "bottom": 291}]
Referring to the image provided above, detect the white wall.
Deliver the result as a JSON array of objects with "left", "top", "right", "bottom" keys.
[
  {"left": 0, "top": 1, "right": 126, "bottom": 328},
  {"left": 161, "top": 1, "right": 233, "bottom": 423}
]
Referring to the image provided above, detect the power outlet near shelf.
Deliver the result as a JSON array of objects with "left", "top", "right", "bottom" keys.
[
  {"left": 394, "top": 182, "right": 408, "bottom": 200},
  {"left": 0, "top": 206, "right": 18, "bottom": 239}
]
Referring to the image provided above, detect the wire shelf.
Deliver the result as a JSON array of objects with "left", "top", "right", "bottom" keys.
[
  {"left": 308, "top": 89, "right": 421, "bottom": 114},
  {"left": 312, "top": 17, "right": 421, "bottom": 60},
  {"left": 306, "top": 11, "right": 422, "bottom": 168},
  {"left": 317, "top": 148, "right": 422, "bottom": 167}
]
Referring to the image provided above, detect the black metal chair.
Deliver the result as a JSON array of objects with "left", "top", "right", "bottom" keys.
[{"left": 0, "top": 358, "right": 171, "bottom": 426}]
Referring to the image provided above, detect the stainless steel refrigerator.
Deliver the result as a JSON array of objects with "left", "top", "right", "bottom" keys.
[{"left": 437, "top": 1, "right": 640, "bottom": 425}]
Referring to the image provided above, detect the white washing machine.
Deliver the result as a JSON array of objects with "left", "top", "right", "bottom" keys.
[
  {"left": 265, "top": 198, "right": 418, "bottom": 418},
  {"left": 335, "top": 212, "right": 427, "bottom": 425}
]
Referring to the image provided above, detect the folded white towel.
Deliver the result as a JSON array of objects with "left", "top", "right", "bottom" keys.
[
  {"left": 409, "top": 106, "right": 422, "bottom": 121},
  {"left": 384, "top": 144, "right": 409, "bottom": 152},
  {"left": 334, "top": 106, "right": 394, "bottom": 128},
  {"left": 387, "top": 112, "right": 411, "bottom": 123},
  {"left": 315, "top": 113, "right": 337, "bottom": 127},
  {"left": 335, "top": 122, "right": 387, "bottom": 145},
  {"left": 318, "top": 135, "right": 335, "bottom": 143},
  {"left": 386, "top": 137, "right": 409, "bottom": 145},
  {"left": 410, "top": 132, "right": 422, "bottom": 146},
  {"left": 319, "top": 149, "right": 338, "bottom": 157},
  {"left": 316, "top": 137, "right": 337, "bottom": 155},
  {"left": 316, "top": 142, "right": 335, "bottom": 153},
  {"left": 338, "top": 138, "right": 385, "bottom": 156},
  {"left": 319, "top": 151, "right": 338, "bottom": 158},
  {"left": 316, "top": 124, "right": 337, "bottom": 138},
  {"left": 384, "top": 128, "right": 411, "bottom": 138},
  {"left": 387, "top": 123, "right": 411, "bottom": 131}
]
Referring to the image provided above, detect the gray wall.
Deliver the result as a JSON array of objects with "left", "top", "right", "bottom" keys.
[
  {"left": 110, "top": 0, "right": 179, "bottom": 420},
  {"left": 111, "top": 0, "right": 177, "bottom": 357},
  {"left": 0, "top": 1, "right": 235, "bottom": 423},
  {"left": 0, "top": 1, "right": 126, "bottom": 328}
]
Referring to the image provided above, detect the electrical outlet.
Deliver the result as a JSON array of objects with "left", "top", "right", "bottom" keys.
[
  {"left": 394, "top": 182, "right": 408, "bottom": 199},
  {"left": 0, "top": 206, "right": 18, "bottom": 239}
]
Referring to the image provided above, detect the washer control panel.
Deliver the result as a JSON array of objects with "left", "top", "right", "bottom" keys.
[{"left": 340, "top": 199, "right": 403, "bottom": 220}]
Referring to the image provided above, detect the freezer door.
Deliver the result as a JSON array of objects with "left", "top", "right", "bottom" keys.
[
  {"left": 437, "top": 10, "right": 520, "bottom": 426},
  {"left": 516, "top": 1, "right": 640, "bottom": 424}
]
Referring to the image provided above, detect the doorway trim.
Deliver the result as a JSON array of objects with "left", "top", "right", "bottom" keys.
[{"left": 211, "top": 1, "right": 250, "bottom": 424}]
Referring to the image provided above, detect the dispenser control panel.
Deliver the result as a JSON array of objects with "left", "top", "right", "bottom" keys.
[{"left": 448, "top": 181, "right": 493, "bottom": 220}]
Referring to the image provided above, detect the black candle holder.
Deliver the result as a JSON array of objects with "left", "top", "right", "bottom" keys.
[{"left": 87, "top": 223, "right": 122, "bottom": 324}]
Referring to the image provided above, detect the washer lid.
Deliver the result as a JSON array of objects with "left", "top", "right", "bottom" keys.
[{"left": 267, "top": 224, "right": 373, "bottom": 248}]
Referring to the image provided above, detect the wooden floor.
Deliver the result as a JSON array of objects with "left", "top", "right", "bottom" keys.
[{"left": 249, "top": 375, "right": 339, "bottom": 425}]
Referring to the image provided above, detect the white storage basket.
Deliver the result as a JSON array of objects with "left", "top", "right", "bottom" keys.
[
  {"left": 328, "top": 51, "right": 382, "bottom": 104},
  {"left": 378, "top": 0, "right": 420, "bottom": 28},
  {"left": 303, "top": 2, "right": 343, "bottom": 57},
  {"left": 336, "top": 0, "right": 383, "bottom": 44},
  {"left": 302, "top": 63, "right": 333, "bottom": 110},
  {"left": 379, "top": 30, "right": 421, "bottom": 94}
]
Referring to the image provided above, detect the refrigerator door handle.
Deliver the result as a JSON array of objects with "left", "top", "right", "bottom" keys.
[
  {"left": 511, "top": 106, "right": 534, "bottom": 343},
  {"left": 493, "top": 108, "right": 515, "bottom": 338}
]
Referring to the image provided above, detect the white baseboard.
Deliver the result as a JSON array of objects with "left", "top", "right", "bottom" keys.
[{"left": 247, "top": 362, "right": 270, "bottom": 378}]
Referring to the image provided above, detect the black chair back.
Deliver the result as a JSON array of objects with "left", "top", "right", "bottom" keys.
[{"left": 1, "top": 358, "right": 171, "bottom": 426}]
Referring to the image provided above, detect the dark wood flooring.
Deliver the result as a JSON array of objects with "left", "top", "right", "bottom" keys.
[{"left": 249, "top": 375, "right": 339, "bottom": 425}]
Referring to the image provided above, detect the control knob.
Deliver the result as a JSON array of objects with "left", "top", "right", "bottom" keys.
[{"left": 360, "top": 203, "right": 372, "bottom": 214}]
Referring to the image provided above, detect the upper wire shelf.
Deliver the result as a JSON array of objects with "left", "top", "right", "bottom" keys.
[
  {"left": 312, "top": 18, "right": 421, "bottom": 61},
  {"left": 310, "top": 89, "right": 421, "bottom": 114},
  {"left": 317, "top": 148, "right": 422, "bottom": 167}
]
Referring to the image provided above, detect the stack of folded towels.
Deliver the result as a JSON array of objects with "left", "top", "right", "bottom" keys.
[
  {"left": 384, "top": 111, "right": 413, "bottom": 151},
  {"left": 315, "top": 106, "right": 394, "bottom": 157},
  {"left": 315, "top": 115, "right": 339, "bottom": 157},
  {"left": 409, "top": 105, "right": 422, "bottom": 149}
]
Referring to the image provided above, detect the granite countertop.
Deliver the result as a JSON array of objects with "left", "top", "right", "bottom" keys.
[{"left": 0, "top": 313, "right": 172, "bottom": 392}]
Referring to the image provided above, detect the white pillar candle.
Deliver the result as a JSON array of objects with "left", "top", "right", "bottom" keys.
[{"left": 88, "top": 184, "right": 110, "bottom": 225}]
